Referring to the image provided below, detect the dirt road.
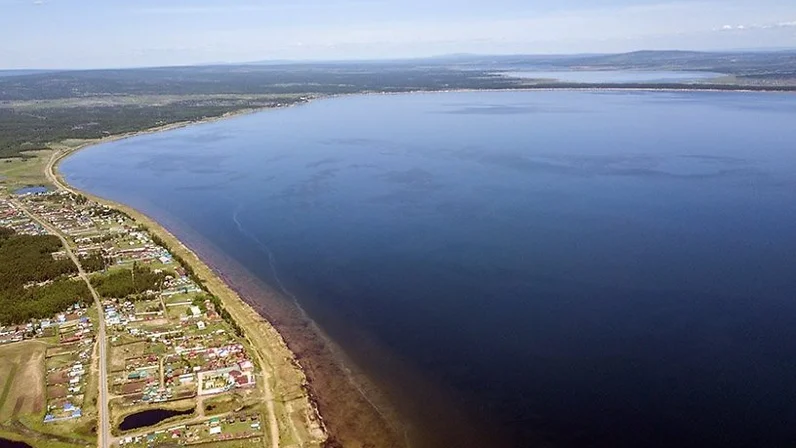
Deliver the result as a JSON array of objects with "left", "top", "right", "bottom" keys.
[{"left": 12, "top": 195, "right": 112, "bottom": 448}]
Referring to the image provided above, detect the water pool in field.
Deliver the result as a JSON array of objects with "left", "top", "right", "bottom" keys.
[{"left": 117, "top": 408, "right": 193, "bottom": 431}]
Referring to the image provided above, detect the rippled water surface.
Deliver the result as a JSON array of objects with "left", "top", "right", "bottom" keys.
[{"left": 63, "top": 91, "right": 796, "bottom": 448}]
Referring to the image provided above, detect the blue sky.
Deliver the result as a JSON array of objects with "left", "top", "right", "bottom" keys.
[{"left": 1, "top": 0, "right": 795, "bottom": 69}]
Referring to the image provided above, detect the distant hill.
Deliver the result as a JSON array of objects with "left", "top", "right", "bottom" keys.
[
  {"left": 0, "top": 69, "right": 59, "bottom": 78},
  {"left": 411, "top": 50, "right": 796, "bottom": 75},
  {"left": 556, "top": 50, "right": 796, "bottom": 74}
]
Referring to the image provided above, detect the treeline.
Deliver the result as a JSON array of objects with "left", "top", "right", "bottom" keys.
[
  {"left": 0, "top": 279, "right": 92, "bottom": 324},
  {"left": 0, "top": 228, "right": 76, "bottom": 285},
  {"left": 0, "top": 227, "right": 90, "bottom": 325},
  {"left": 207, "top": 294, "right": 243, "bottom": 337},
  {"left": 0, "top": 103, "right": 256, "bottom": 158},
  {"left": 0, "top": 66, "right": 520, "bottom": 101},
  {"left": 0, "top": 64, "right": 529, "bottom": 158},
  {"left": 79, "top": 252, "right": 106, "bottom": 273},
  {"left": 91, "top": 264, "right": 167, "bottom": 299},
  {"left": 149, "top": 233, "right": 203, "bottom": 289},
  {"left": 148, "top": 231, "right": 243, "bottom": 336}
]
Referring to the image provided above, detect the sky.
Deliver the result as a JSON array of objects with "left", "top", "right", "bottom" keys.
[{"left": 1, "top": 0, "right": 796, "bottom": 69}]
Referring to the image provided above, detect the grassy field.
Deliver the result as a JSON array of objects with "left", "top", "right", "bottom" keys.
[
  {"left": 189, "top": 439, "right": 265, "bottom": 448},
  {"left": 0, "top": 150, "right": 52, "bottom": 191},
  {"left": 0, "top": 427, "right": 85, "bottom": 448},
  {"left": 0, "top": 341, "right": 47, "bottom": 423},
  {"left": 0, "top": 341, "right": 93, "bottom": 447},
  {"left": 0, "top": 139, "right": 97, "bottom": 191}
]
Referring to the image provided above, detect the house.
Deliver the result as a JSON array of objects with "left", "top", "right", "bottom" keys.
[
  {"left": 189, "top": 306, "right": 202, "bottom": 318},
  {"left": 239, "top": 360, "right": 253, "bottom": 371},
  {"left": 234, "top": 374, "right": 253, "bottom": 388}
]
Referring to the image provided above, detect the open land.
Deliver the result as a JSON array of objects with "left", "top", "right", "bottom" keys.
[{"left": 1, "top": 50, "right": 795, "bottom": 448}]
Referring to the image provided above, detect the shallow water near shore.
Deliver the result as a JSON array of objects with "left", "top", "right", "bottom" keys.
[{"left": 63, "top": 90, "right": 796, "bottom": 448}]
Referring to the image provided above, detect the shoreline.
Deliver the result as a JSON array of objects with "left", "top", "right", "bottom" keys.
[
  {"left": 43, "top": 85, "right": 796, "bottom": 448},
  {"left": 48, "top": 101, "right": 410, "bottom": 447},
  {"left": 45, "top": 118, "right": 335, "bottom": 447}
]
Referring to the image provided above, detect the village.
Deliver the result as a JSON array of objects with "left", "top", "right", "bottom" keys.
[{"left": 1, "top": 190, "right": 269, "bottom": 447}]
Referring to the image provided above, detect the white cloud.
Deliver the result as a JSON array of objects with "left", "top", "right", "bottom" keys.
[{"left": 715, "top": 19, "right": 796, "bottom": 31}]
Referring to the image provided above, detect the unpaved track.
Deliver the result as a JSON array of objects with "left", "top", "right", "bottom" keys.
[{"left": 12, "top": 192, "right": 111, "bottom": 448}]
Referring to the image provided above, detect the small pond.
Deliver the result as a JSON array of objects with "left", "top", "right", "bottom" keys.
[
  {"left": 14, "top": 185, "right": 49, "bottom": 195},
  {"left": 0, "top": 438, "right": 33, "bottom": 448},
  {"left": 118, "top": 407, "right": 194, "bottom": 431}
]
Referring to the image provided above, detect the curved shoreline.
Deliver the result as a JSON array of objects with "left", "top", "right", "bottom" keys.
[
  {"left": 49, "top": 105, "right": 410, "bottom": 447},
  {"left": 44, "top": 85, "right": 796, "bottom": 448},
  {"left": 46, "top": 134, "right": 333, "bottom": 447}
]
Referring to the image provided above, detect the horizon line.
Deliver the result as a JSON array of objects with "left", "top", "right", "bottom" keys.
[{"left": 2, "top": 47, "right": 796, "bottom": 72}]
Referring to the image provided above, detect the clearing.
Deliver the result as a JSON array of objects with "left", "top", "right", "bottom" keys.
[{"left": 0, "top": 341, "right": 47, "bottom": 423}]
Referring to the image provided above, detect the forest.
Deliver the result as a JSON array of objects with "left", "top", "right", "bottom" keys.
[
  {"left": 0, "top": 64, "right": 523, "bottom": 159},
  {"left": 91, "top": 264, "right": 167, "bottom": 299},
  {"left": 0, "top": 101, "right": 287, "bottom": 158},
  {"left": 0, "top": 227, "right": 91, "bottom": 324},
  {"left": 79, "top": 252, "right": 106, "bottom": 273}
]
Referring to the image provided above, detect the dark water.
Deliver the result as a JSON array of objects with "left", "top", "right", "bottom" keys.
[
  {"left": 63, "top": 91, "right": 796, "bottom": 448},
  {"left": 117, "top": 408, "right": 193, "bottom": 431},
  {"left": 14, "top": 185, "right": 48, "bottom": 195},
  {"left": 0, "top": 439, "right": 32, "bottom": 448}
]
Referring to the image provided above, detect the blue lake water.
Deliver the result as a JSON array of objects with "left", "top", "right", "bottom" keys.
[
  {"left": 62, "top": 91, "right": 796, "bottom": 448},
  {"left": 502, "top": 70, "right": 724, "bottom": 83}
]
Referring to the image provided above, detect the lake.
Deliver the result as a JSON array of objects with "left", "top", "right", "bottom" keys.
[
  {"left": 14, "top": 185, "right": 49, "bottom": 195},
  {"left": 501, "top": 70, "right": 724, "bottom": 83},
  {"left": 62, "top": 90, "right": 796, "bottom": 448}
]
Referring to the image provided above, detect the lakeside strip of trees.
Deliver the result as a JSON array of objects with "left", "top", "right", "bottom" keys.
[{"left": 148, "top": 232, "right": 244, "bottom": 337}]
